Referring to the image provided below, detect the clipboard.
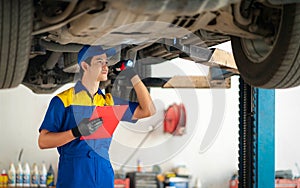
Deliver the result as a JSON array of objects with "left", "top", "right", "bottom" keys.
[{"left": 80, "top": 105, "right": 128, "bottom": 140}]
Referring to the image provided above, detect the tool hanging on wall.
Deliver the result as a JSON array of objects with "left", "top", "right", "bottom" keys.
[{"left": 163, "top": 103, "right": 186, "bottom": 136}]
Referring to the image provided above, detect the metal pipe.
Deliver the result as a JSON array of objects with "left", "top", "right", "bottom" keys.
[
  {"left": 268, "top": 0, "right": 299, "bottom": 5},
  {"left": 45, "top": 52, "right": 63, "bottom": 70},
  {"left": 40, "top": 40, "right": 83, "bottom": 52}
]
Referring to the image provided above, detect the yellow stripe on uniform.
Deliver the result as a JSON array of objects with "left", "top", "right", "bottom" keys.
[{"left": 57, "top": 87, "right": 114, "bottom": 107}]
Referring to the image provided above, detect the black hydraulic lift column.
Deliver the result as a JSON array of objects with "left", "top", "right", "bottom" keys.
[{"left": 238, "top": 77, "right": 275, "bottom": 188}]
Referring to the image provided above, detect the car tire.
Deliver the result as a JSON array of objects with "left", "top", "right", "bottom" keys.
[
  {"left": 0, "top": 0, "right": 33, "bottom": 89},
  {"left": 231, "top": 3, "right": 300, "bottom": 88}
]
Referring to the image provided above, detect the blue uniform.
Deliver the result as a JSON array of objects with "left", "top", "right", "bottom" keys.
[{"left": 39, "top": 81, "right": 138, "bottom": 188}]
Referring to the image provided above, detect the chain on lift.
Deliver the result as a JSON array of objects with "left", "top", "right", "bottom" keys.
[{"left": 238, "top": 77, "right": 257, "bottom": 187}]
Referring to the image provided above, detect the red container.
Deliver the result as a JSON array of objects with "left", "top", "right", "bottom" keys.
[
  {"left": 229, "top": 179, "right": 238, "bottom": 188},
  {"left": 114, "top": 178, "right": 130, "bottom": 188}
]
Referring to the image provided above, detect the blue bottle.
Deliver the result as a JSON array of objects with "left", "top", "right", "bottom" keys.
[
  {"left": 46, "top": 164, "right": 55, "bottom": 187},
  {"left": 16, "top": 162, "right": 23, "bottom": 187}
]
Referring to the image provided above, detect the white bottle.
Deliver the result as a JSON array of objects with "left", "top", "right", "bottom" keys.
[
  {"left": 31, "top": 163, "right": 39, "bottom": 187},
  {"left": 193, "top": 178, "right": 202, "bottom": 188},
  {"left": 39, "top": 162, "right": 47, "bottom": 187},
  {"left": 8, "top": 163, "right": 16, "bottom": 187},
  {"left": 16, "top": 162, "right": 23, "bottom": 187},
  {"left": 23, "top": 162, "right": 30, "bottom": 187}
]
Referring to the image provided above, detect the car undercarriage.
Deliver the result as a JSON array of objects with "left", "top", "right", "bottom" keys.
[{"left": 1, "top": 0, "right": 300, "bottom": 94}]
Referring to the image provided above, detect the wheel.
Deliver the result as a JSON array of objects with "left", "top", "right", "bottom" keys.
[
  {"left": 0, "top": 0, "right": 33, "bottom": 88},
  {"left": 231, "top": 3, "right": 300, "bottom": 88}
]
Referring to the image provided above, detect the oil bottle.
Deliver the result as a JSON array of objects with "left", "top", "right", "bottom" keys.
[{"left": 8, "top": 163, "right": 16, "bottom": 187}]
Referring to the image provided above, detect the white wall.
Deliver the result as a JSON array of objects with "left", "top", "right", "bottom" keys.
[
  {"left": 0, "top": 85, "right": 59, "bottom": 173},
  {"left": 0, "top": 68, "right": 239, "bottom": 187},
  {"left": 0, "top": 83, "right": 78, "bottom": 175},
  {"left": 2, "top": 79, "right": 300, "bottom": 188},
  {"left": 275, "top": 87, "right": 300, "bottom": 176},
  {"left": 110, "top": 58, "right": 240, "bottom": 187},
  {"left": 1, "top": 42, "right": 299, "bottom": 187}
]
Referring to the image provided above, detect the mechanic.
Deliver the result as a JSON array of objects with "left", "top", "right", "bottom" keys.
[{"left": 38, "top": 45, "right": 156, "bottom": 188}]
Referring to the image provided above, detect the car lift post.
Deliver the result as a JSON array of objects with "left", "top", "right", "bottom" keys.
[{"left": 238, "top": 78, "right": 275, "bottom": 188}]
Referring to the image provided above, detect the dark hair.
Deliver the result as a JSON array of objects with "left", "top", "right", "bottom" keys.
[{"left": 78, "top": 57, "right": 92, "bottom": 78}]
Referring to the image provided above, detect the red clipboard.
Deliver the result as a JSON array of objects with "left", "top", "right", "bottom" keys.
[{"left": 80, "top": 105, "right": 128, "bottom": 140}]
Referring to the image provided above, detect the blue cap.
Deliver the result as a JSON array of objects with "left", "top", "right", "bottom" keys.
[{"left": 78, "top": 45, "right": 116, "bottom": 64}]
